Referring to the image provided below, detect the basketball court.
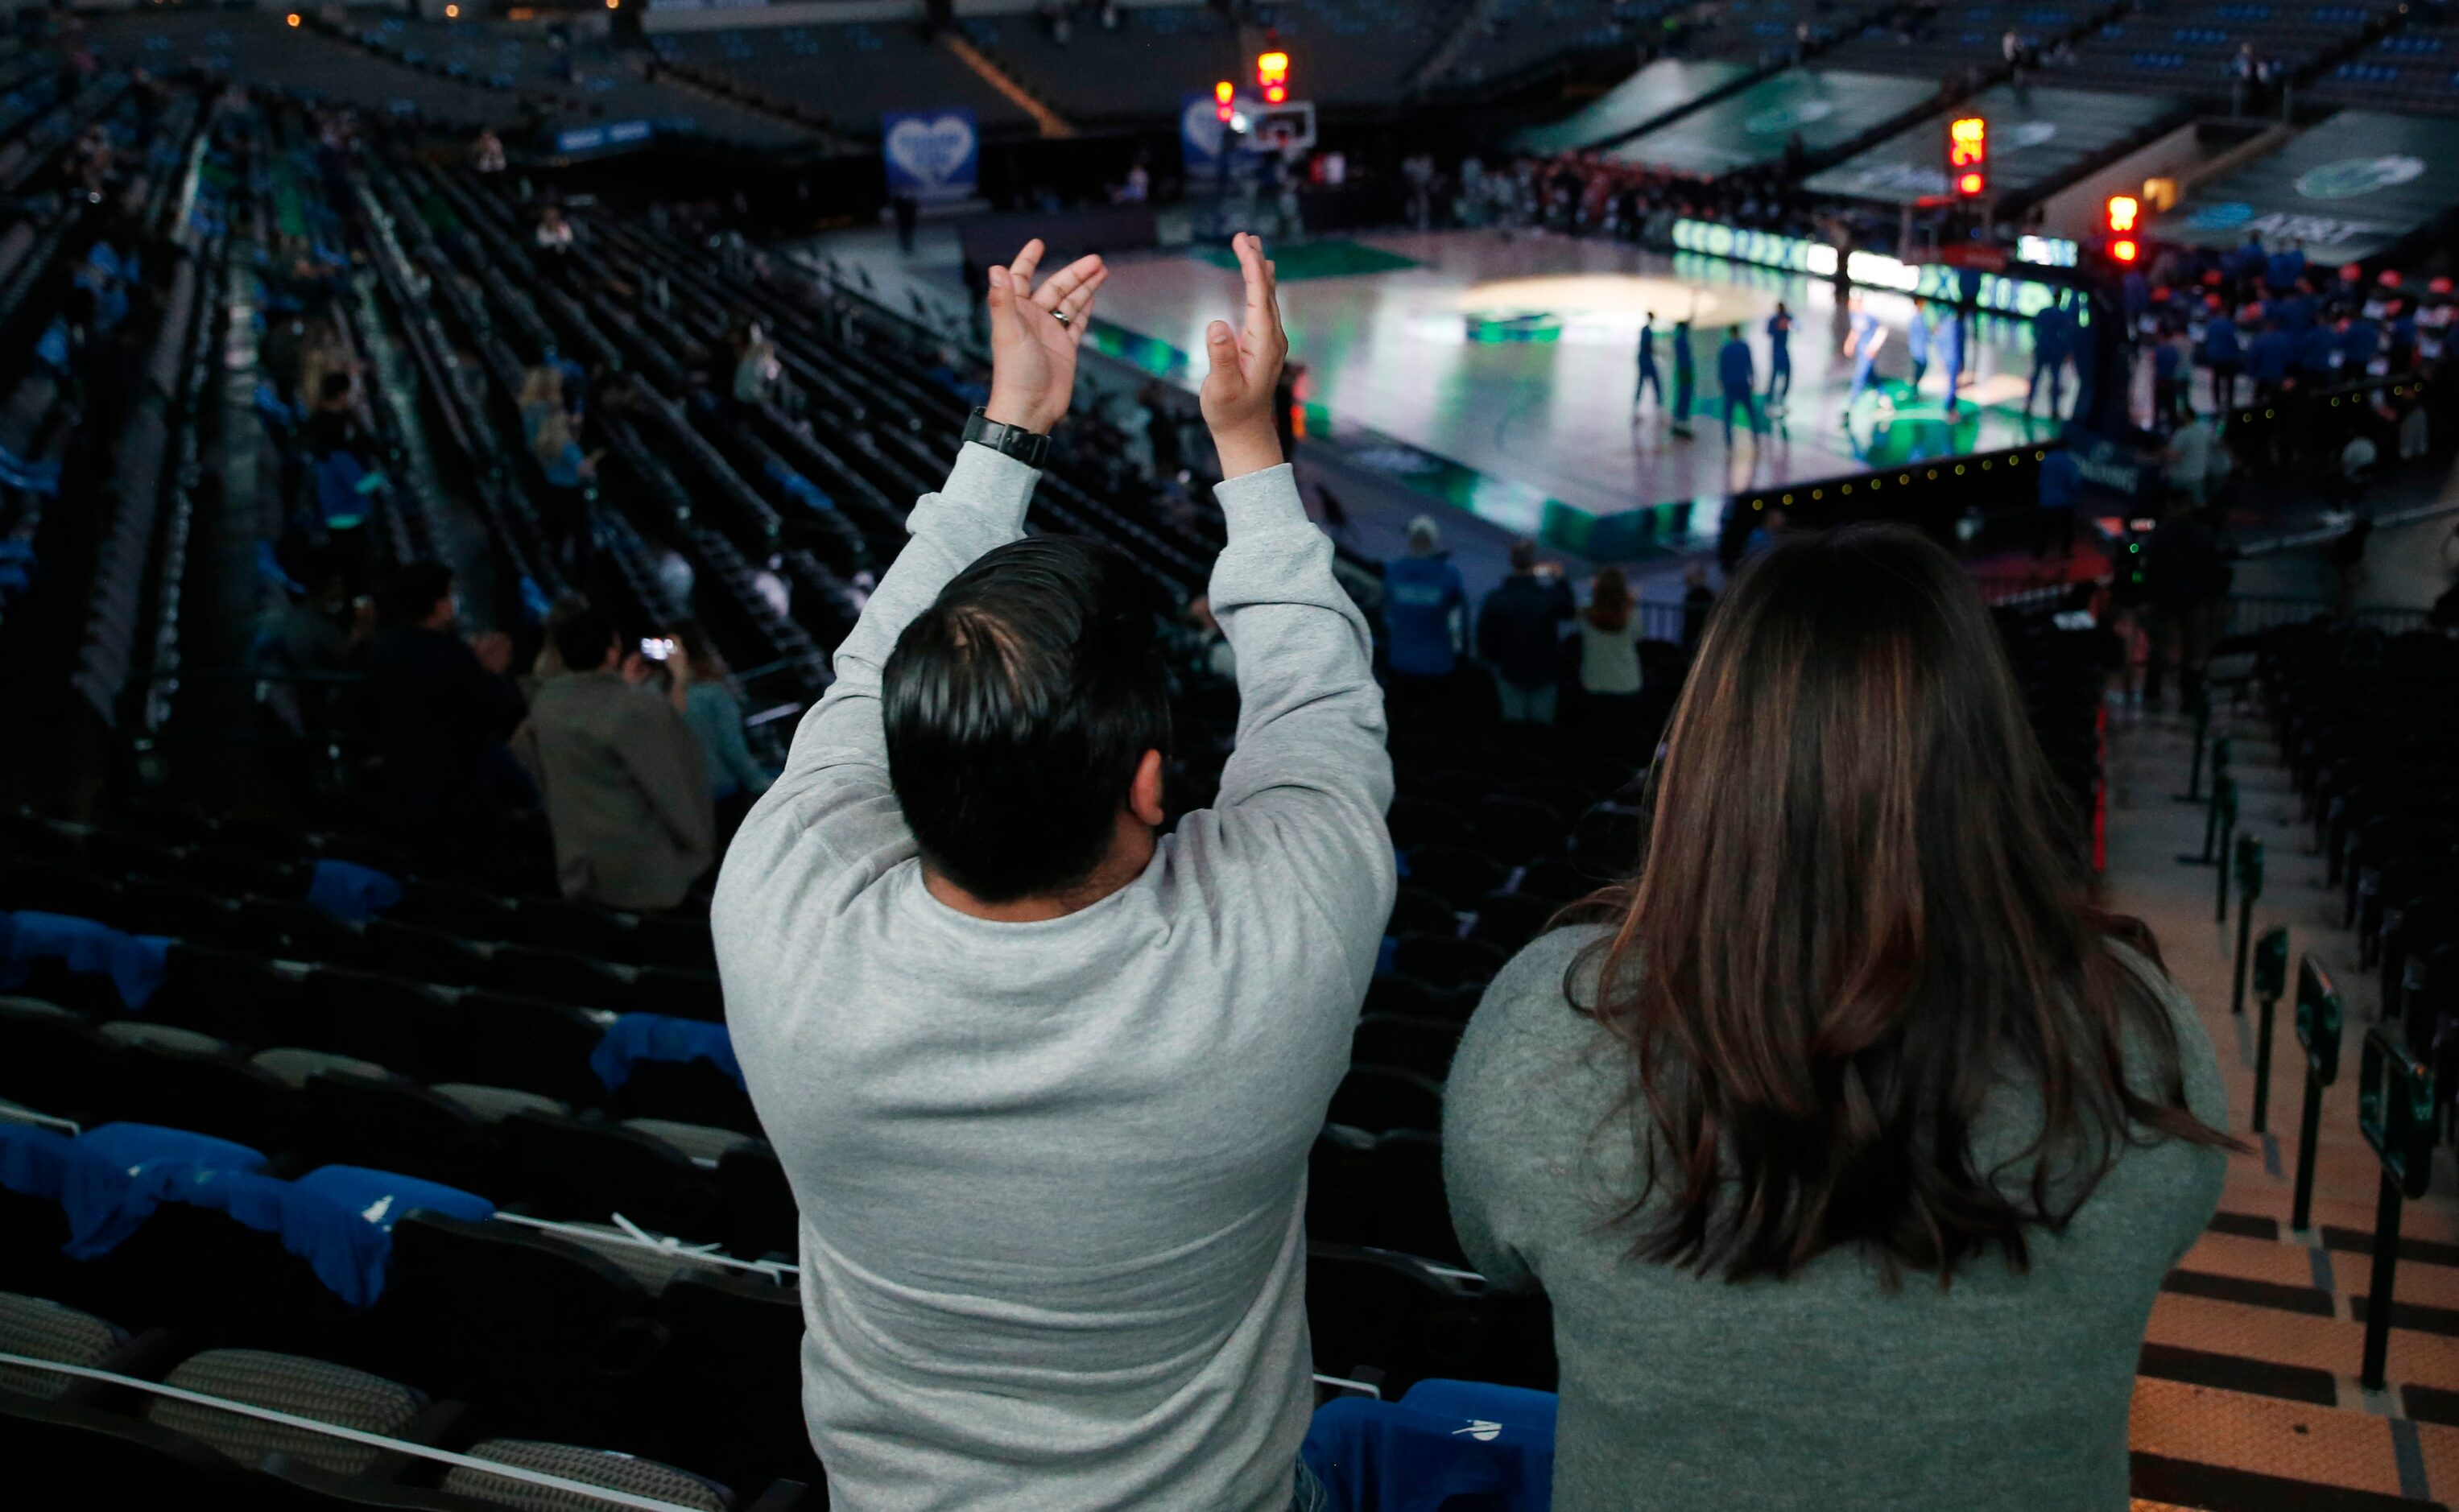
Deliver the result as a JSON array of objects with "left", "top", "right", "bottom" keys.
[{"left": 1083, "top": 228, "right": 2068, "bottom": 564}]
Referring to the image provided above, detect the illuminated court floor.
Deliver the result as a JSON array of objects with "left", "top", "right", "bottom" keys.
[{"left": 1086, "top": 229, "right": 2072, "bottom": 561}]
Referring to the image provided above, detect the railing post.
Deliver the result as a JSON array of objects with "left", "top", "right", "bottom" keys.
[
  {"left": 2215, "top": 781, "right": 2242, "bottom": 923},
  {"left": 2292, "top": 955, "right": 2345, "bottom": 1236},
  {"left": 2176, "top": 684, "right": 2211, "bottom": 803},
  {"left": 2358, "top": 1024, "right": 2436, "bottom": 1393},
  {"left": 2250, "top": 925, "right": 2289, "bottom": 1133},
  {"left": 2180, "top": 738, "right": 2233, "bottom": 865},
  {"left": 2230, "top": 835, "right": 2265, "bottom": 1013}
]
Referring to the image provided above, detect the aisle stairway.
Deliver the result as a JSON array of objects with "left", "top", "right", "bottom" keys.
[{"left": 2112, "top": 697, "right": 2459, "bottom": 1510}]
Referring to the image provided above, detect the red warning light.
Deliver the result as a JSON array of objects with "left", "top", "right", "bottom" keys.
[
  {"left": 1948, "top": 116, "right": 1986, "bottom": 198},
  {"left": 1214, "top": 80, "right": 1234, "bottom": 124},
  {"left": 2105, "top": 194, "right": 2140, "bottom": 234},
  {"left": 1256, "top": 51, "right": 1289, "bottom": 106}
]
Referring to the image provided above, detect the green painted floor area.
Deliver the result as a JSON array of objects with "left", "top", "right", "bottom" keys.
[{"left": 1187, "top": 239, "right": 1419, "bottom": 281}]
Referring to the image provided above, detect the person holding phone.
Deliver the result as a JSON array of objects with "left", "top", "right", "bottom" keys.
[
  {"left": 510, "top": 603, "right": 713, "bottom": 911},
  {"left": 715, "top": 234, "right": 1391, "bottom": 1510}
]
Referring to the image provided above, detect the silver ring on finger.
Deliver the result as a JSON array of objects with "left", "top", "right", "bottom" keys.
[{"left": 1052, "top": 310, "right": 1072, "bottom": 326}]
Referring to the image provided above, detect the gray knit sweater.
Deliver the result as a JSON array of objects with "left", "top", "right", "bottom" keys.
[{"left": 1444, "top": 924, "right": 2226, "bottom": 1511}]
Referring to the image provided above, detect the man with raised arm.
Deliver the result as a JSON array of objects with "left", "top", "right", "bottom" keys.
[{"left": 713, "top": 235, "right": 1394, "bottom": 1511}]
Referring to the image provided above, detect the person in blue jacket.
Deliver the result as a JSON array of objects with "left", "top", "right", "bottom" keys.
[
  {"left": 2200, "top": 308, "right": 2242, "bottom": 410},
  {"left": 2294, "top": 318, "right": 2338, "bottom": 384},
  {"left": 2249, "top": 319, "right": 2295, "bottom": 403},
  {"left": 2266, "top": 242, "right": 2305, "bottom": 295},
  {"left": 1939, "top": 305, "right": 1966, "bottom": 418},
  {"left": 1717, "top": 324, "right": 1761, "bottom": 446},
  {"left": 1765, "top": 302, "right": 1794, "bottom": 407},
  {"left": 1382, "top": 515, "right": 1468, "bottom": 708},
  {"left": 1906, "top": 303, "right": 1932, "bottom": 391},
  {"left": 2027, "top": 300, "right": 2069, "bottom": 419},
  {"left": 1670, "top": 317, "right": 1697, "bottom": 439},
  {"left": 1633, "top": 312, "right": 1663, "bottom": 418},
  {"left": 1842, "top": 294, "right": 1885, "bottom": 420}
]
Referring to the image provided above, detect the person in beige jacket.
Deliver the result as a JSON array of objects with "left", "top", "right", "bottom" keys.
[{"left": 513, "top": 603, "right": 714, "bottom": 911}]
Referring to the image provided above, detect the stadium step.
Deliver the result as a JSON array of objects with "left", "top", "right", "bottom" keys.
[{"left": 2110, "top": 704, "right": 2459, "bottom": 1509}]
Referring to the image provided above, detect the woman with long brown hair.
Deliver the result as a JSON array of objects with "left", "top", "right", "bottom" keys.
[{"left": 1444, "top": 523, "right": 2230, "bottom": 1509}]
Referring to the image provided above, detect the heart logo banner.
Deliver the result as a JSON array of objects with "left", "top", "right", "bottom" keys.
[{"left": 883, "top": 110, "right": 979, "bottom": 203}]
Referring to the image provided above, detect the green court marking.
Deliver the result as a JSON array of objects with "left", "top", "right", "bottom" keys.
[{"left": 1187, "top": 239, "right": 1420, "bottom": 281}]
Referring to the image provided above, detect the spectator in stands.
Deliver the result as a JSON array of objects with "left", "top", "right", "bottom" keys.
[
  {"left": 2140, "top": 502, "right": 2230, "bottom": 708},
  {"left": 1383, "top": 514, "right": 1469, "bottom": 708},
  {"left": 665, "top": 618, "right": 775, "bottom": 837},
  {"left": 535, "top": 204, "right": 574, "bottom": 257},
  {"left": 1446, "top": 523, "right": 2231, "bottom": 1510},
  {"left": 530, "top": 403, "right": 596, "bottom": 569},
  {"left": 2035, "top": 442, "right": 2083, "bottom": 558},
  {"left": 1576, "top": 564, "right": 1645, "bottom": 708},
  {"left": 716, "top": 234, "right": 1393, "bottom": 1512},
  {"left": 364, "top": 562, "right": 528, "bottom": 836},
  {"left": 730, "top": 321, "right": 782, "bottom": 407},
  {"left": 304, "top": 370, "right": 382, "bottom": 589},
  {"left": 2164, "top": 408, "right": 2220, "bottom": 507},
  {"left": 513, "top": 603, "right": 714, "bottom": 911},
  {"left": 1679, "top": 560, "right": 1716, "bottom": 650},
  {"left": 473, "top": 129, "right": 505, "bottom": 176},
  {"left": 1477, "top": 538, "right": 1575, "bottom": 724}
]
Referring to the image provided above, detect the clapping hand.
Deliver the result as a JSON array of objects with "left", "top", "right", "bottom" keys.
[
  {"left": 1199, "top": 233, "right": 1288, "bottom": 480},
  {"left": 983, "top": 238, "right": 1108, "bottom": 436}
]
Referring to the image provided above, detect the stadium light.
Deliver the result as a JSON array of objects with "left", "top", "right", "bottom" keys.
[
  {"left": 1214, "top": 81, "right": 1235, "bottom": 124},
  {"left": 286, "top": 10, "right": 300, "bottom": 25},
  {"left": 1256, "top": 51, "right": 1290, "bottom": 107},
  {"left": 1948, "top": 116, "right": 1986, "bottom": 199},
  {"left": 2105, "top": 193, "right": 2140, "bottom": 265}
]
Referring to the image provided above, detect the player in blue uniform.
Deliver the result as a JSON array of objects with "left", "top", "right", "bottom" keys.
[
  {"left": 1671, "top": 318, "right": 1697, "bottom": 439},
  {"left": 1633, "top": 312, "right": 1663, "bottom": 417},
  {"left": 1842, "top": 295, "right": 1885, "bottom": 421},
  {"left": 1717, "top": 325, "right": 1762, "bottom": 446},
  {"left": 1765, "top": 302, "right": 1793, "bottom": 408}
]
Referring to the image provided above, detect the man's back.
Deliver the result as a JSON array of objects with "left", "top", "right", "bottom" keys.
[
  {"left": 717, "top": 238, "right": 1392, "bottom": 1511},
  {"left": 1478, "top": 572, "right": 1572, "bottom": 689},
  {"left": 1383, "top": 553, "right": 1463, "bottom": 677},
  {"left": 522, "top": 671, "right": 712, "bottom": 910}
]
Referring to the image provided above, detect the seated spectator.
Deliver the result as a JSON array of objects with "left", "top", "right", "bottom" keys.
[
  {"left": 665, "top": 619, "right": 775, "bottom": 835},
  {"left": 535, "top": 205, "right": 574, "bottom": 256},
  {"left": 1477, "top": 538, "right": 1574, "bottom": 724},
  {"left": 731, "top": 321, "right": 782, "bottom": 407},
  {"left": 513, "top": 604, "right": 715, "bottom": 911},
  {"left": 1446, "top": 524, "right": 2231, "bottom": 1509},
  {"left": 362, "top": 562, "right": 528, "bottom": 835},
  {"left": 304, "top": 370, "right": 382, "bottom": 585},
  {"left": 1679, "top": 560, "right": 1716, "bottom": 650},
  {"left": 531, "top": 404, "right": 596, "bottom": 568}
]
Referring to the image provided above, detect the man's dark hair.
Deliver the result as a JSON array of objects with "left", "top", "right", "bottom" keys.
[
  {"left": 319, "top": 371, "right": 353, "bottom": 404},
  {"left": 386, "top": 561, "right": 454, "bottom": 626},
  {"left": 884, "top": 537, "right": 1172, "bottom": 903},
  {"left": 555, "top": 602, "right": 620, "bottom": 672}
]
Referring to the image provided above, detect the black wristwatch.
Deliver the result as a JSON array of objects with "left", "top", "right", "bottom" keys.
[{"left": 962, "top": 407, "right": 1050, "bottom": 470}]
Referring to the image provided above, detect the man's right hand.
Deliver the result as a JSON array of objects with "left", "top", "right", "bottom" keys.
[{"left": 1199, "top": 233, "right": 1287, "bottom": 480}]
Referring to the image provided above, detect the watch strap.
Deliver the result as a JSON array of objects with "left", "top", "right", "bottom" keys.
[{"left": 962, "top": 407, "right": 1051, "bottom": 470}]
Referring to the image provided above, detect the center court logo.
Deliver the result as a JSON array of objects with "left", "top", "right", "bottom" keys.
[
  {"left": 1746, "top": 98, "right": 1835, "bottom": 134},
  {"left": 2294, "top": 155, "right": 2424, "bottom": 200}
]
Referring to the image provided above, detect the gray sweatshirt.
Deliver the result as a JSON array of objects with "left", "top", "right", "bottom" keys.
[
  {"left": 713, "top": 445, "right": 1395, "bottom": 1512},
  {"left": 1444, "top": 925, "right": 2226, "bottom": 1511}
]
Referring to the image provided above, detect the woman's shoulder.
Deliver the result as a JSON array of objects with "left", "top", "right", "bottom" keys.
[{"left": 1453, "top": 923, "right": 1619, "bottom": 1096}]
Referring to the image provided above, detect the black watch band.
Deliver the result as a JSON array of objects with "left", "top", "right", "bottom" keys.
[{"left": 962, "top": 407, "right": 1051, "bottom": 470}]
